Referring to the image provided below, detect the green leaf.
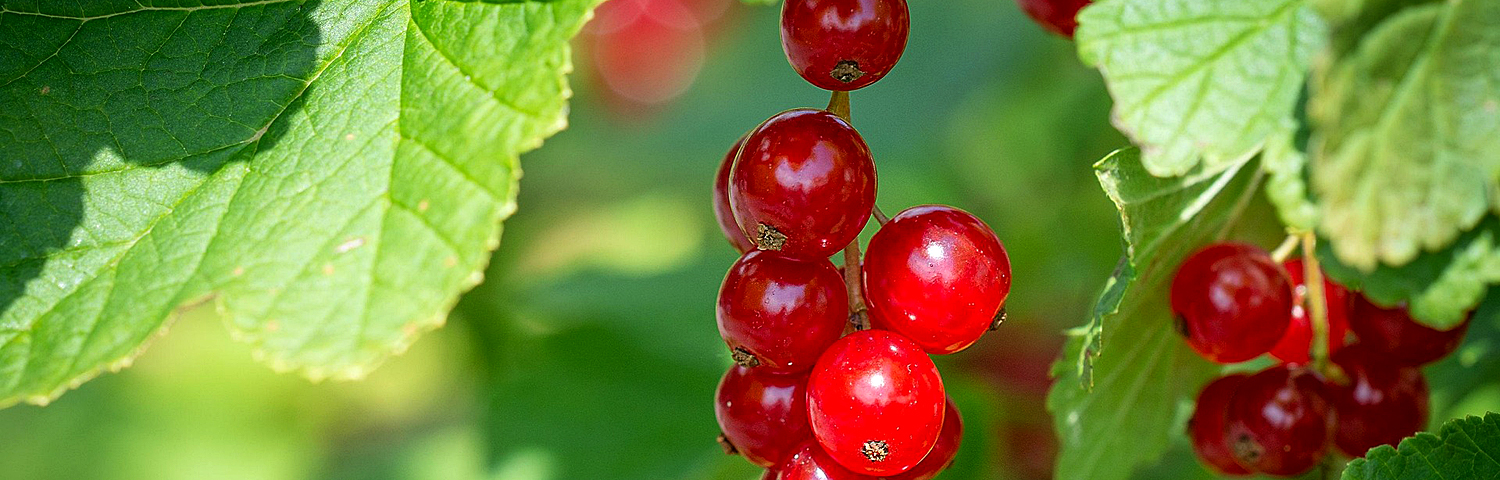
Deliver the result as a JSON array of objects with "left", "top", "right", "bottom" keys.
[
  {"left": 1319, "top": 217, "right": 1500, "bottom": 329},
  {"left": 1263, "top": 122, "right": 1319, "bottom": 232},
  {"left": 1075, "top": 0, "right": 1326, "bottom": 176},
  {"left": 1309, "top": 0, "right": 1500, "bottom": 271},
  {"left": 1047, "top": 149, "right": 1260, "bottom": 480},
  {"left": 0, "top": 0, "right": 599, "bottom": 406},
  {"left": 1341, "top": 413, "right": 1500, "bottom": 480}
]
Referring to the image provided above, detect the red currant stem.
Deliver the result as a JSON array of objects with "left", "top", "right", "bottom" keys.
[
  {"left": 1269, "top": 234, "right": 1300, "bottom": 263},
  {"left": 1301, "top": 232, "right": 1333, "bottom": 373},
  {"left": 827, "top": 90, "right": 851, "bottom": 122},
  {"left": 843, "top": 240, "right": 870, "bottom": 330},
  {"left": 872, "top": 205, "right": 890, "bottom": 225}
]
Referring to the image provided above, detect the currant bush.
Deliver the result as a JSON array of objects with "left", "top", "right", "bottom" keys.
[
  {"left": 1268, "top": 258, "right": 1351, "bottom": 365},
  {"left": 1170, "top": 243, "right": 1294, "bottom": 363},
  {"left": 717, "top": 250, "right": 848, "bottom": 373},
  {"left": 1349, "top": 295, "right": 1470, "bottom": 367},
  {"left": 1014, "top": 0, "right": 1092, "bottom": 37},
  {"left": 806, "top": 330, "right": 945, "bottom": 476},
  {"left": 714, "top": 134, "right": 755, "bottom": 253},
  {"left": 1188, "top": 374, "right": 1251, "bottom": 476},
  {"left": 711, "top": 2, "right": 992, "bottom": 476},
  {"left": 885, "top": 397, "right": 963, "bottom": 480},
  {"left": 863, "top": 205, "right": 1011, "bottom": 354},
  {"left": 775, "top": 441, "right": 874, "bottom": 480},
  {"left": 1328, "top": 344, "right": 1430, "bottom": 457},
  {"left": 715, "top": 365, "right": 813, "bottom": 467},
  {"left": 1223, "top": 366, "right": 1334, "bottom": 476},
  {"left": 780, "top": 0, "right": 909, "bottom": 91},
  {"left": 729, "top": 109, "right": 877, "bottom": 259}
]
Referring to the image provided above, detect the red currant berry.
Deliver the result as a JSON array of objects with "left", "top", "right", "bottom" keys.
[
  {"left": 863, "top": 205, "right": 1010, "bottom": 354},
  {"left": 1188, "top": 374, "right": 1252, "bottom": 476},
  {"left": 1328, "top": 344, "right": 1430, "bottom": 457},
  {"left": 1269, "top": 258, "right": 1351, "bottom": 365},
  {"left": 1170, "top": 243, "right": 1294, "bottom": 363},
  {"left": 780, "top": 0, "right": 909, "bottom": 91},
  {"left": 1349, "top": 295, "right": 1470, "bottom": 367},
  {"left": 716, "top": 366, "right": 814, "bottom": 467},
  {"left": 730, "top": 109, "right": 877, "bottom": 259},
  {"left": 1224, "top": 366, "right": 1334, "bottom": 476},
  {"left": 776, "top": 441, "right": 875, "bottom": 480},
  {"left": 807, "top": 330, "right": 945, "bottom": 476},
  {"left": 1014, "top": 0, "right": 1092, "bottom": 37},
  {"left": 717, "top": 250, "right": 849, "bottom": 373},
  {"left": 885, "top": 397, "right": 963, "bottom": 480},
  {"left": 714, "top": 134, "right": 755, "bottom": 253}
]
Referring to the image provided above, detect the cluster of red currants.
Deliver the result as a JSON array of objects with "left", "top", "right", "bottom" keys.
[
  {"left": 1172, "top": 243, "right": 1471, "bottom": 476},
  {"left": 709, "top": 1, "right": 1013, "bottom": 479}
]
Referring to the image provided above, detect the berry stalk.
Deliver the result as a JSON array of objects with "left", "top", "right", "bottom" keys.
[
  {"left": 826, "top": 90, "right": 869, "bottom": 331},
  {"left": 1300, "top": 232, "right": 1332, "bottom": 373}
]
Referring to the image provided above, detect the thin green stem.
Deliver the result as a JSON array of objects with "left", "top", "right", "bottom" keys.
[{"left": 1301, "top": 232, "right": 1331, "bottom": 372}]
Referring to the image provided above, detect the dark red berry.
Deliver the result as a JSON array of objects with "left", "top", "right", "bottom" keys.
[
  {"left": 885, "top": 397, "right": 963, "bottom": 480},
  {"left": 863, "top": 205, "right": 1010, "bottom": 354},
  {"left": 714, "top": 134, "right": 755, "bottom": 253},
  {"left": 776, "top": 441, "right": 875, "bottom": 480},
  {"left": 780, "top": 0, "right": 909, "bottom": 91},
  {"left": 1014, "top": 0, "right": 1092, "bottom": 37},
  {"left": 1328, "top": 344, "right": 1430, "bottom": 457},
  {"left": 730, "top": 109, "right": 877, "bottom": 259},
  {"left": 716, "top": 366, "right": 814, "bottom": 467},
  {"left": 1269, "top": 258, "right": 1351, "bottom": 365},
  {"left": 1188, "top": 374, "right": 1252, "bottom": 476},
  {"left": 1223, "top": 366, "right": 1334, "bottom": 476},
  {"left": 1170, "top": 243, "right": 1294, "bottom": 363},
  {"left": 717, "top": 250, "right": 848, "bottom": 373},
  {"left": 1349, "top": 296, "right": 1470, "bottom": 367},
  {"left": 808, "top": 330, "right": 945, "bottom": 476}
]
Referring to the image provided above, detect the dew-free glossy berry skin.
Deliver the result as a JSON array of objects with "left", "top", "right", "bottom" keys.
[
  {"left": 1269, "top": 258, "right": 1351, "bottom": 365},
  {"left": 776, "top": 442, "right": 876, "bottom": 480},
  {"left": 730, "top": 109, "right": 876, "bottom": 259},
  {"left": 1188, "top": 374, "right": 1252, "bottom": 476},
  {"left": 1349, "top": 296, "right": 1470, "bottom": 367},
  {"left": 780, "top": 0, "right": 909, "bottom": 91},
  {"left": 1014, "top": 0, "right": 1092, "bottom": 37},
  {"left": 1328, "top": 344, "right": 1429, "bottom": 457},
  {"left": 885, "top": 398, "right": 963, "bottom": 480},
  {"left": 716, "top": 366, "right": 814, "bottom": 467},
  {"left": 1170, "top": 243, "right": 1294, "bottom": 364},
  {"left": 717, "top": 250, "right": 849, "bottom": 373},
  {"left": 863, "top": 205, "right": 1011, "bottom": 354},
  {"left": 714, "top": 134, "right": 755, "bottom": 253},
  {"left": 808, "top": 330, "right": 945, "bottom": 476},
  {"left": 1224, "top": 366, "right": 1334, "bottom": 476}
]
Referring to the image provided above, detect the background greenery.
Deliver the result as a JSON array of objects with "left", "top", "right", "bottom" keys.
[{"left": 1, "top": 0, "right": 1493, "bottom": 479}]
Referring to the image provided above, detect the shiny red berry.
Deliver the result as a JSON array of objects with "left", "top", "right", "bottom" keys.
[
  {"left": 1188, "top": 374, "right": 1252, "bottom": 476},
  {"left": 716, "top": 366, "right": 814, "bottom": 467},
  {"left": 1014, "top": 0, "right": 1092, "bottom": 37},
  {"left": 807, "top": 330, "right": 945, "bottom": 476},
  {"left": 885, "top": 397, "right": 963, "bottom": 480},
  {"left": 1269, "top": 258, "right": 1351, "bottom": 365},
  {"left": 780, "top": 0, "right": 909, "bottom": 91},
  {"left": 776, "top": 441, "right": 875, "bottom": 480},
  {"left": 730, "top": 109, "right": 877, "bottom": 259},
  {"left": 863, "top": 205, "right": 1011, "bottom": 354},
  {"left": 1328, "top": 344, "right": 1430, "bottom": 457},
  {"left": 1170, "top": 243, "right": 1294, "bottom": 363},
  {"left": 714, "top": 134, "right": 755, "bottom": 253},
  {"left": 1349, "top": 296, "right": 1470, "bottom": 367},
  {"left": 1224, "top": 366, "right": 1334, "bottom": 476},
  {"left": 717, "top": 250, "right": 848, "bottom": 373}
]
